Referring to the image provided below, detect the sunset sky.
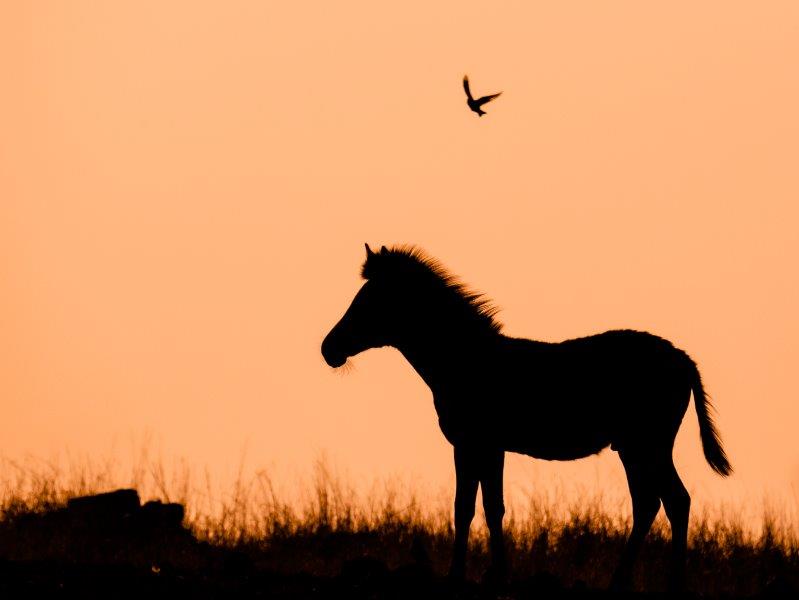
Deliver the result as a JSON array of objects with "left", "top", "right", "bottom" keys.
[{"left": 2, "top": 2, "right": 798, "bottom": 518}]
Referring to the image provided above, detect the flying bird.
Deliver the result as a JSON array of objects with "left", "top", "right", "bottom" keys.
[{"left": 463, "top": 75, "right": 502, "bottom": 117}]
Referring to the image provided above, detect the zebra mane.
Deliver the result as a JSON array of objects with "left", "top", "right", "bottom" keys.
[{"left": 361, "top": 245, "right": 502, "bottom": 334}]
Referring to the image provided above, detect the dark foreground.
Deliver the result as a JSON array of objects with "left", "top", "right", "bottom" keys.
[
  {"left": 2, "top": 556, "right": 797, "bottom": 599},
  {"left": 0, "top": 489, "right": 796, "bottom": 598},
  {"left": 0, "top": 560, "right": 711, "bottom": 599}
]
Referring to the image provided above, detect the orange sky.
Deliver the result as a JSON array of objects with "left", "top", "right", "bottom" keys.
[{"left": 2, "top": 2, "right": 798, "bottom": 517}]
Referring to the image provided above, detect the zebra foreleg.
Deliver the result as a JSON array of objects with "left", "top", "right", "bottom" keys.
[
  {"left": 480, "top": 449, "right": 507, "bottom": 583},
  {"left": 450, "top": 445, "right": 479, "bottom": 581}
]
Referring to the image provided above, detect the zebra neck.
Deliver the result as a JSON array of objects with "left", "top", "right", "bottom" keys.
[{"left": 393, "top": 332, "right": 493, "bottom": 393}]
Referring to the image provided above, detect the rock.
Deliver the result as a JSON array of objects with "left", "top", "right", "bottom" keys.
[
  {"left": 139, "top": 501, "right": 185, "bottom": 531},
  {"left": 67, "top": 489, "right": 140, "bottom": 522}
]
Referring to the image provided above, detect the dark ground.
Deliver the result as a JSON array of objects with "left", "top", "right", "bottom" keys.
[
  {"left": 0, "top": 489, "right": 795, "bottom": 598},
  {"left": 0, "top": 561, "right": 696, "bottom": 599}
]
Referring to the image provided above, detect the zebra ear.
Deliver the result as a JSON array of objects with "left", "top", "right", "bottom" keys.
[
  {"left": 380, "top": 245, "right": 388, "bottom": 255},
  {"left": 365, "top": 243, "right": 374, "bottom": 257}
]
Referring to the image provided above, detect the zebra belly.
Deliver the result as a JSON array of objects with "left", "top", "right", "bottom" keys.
[
  {"left": 436, "top": 400, "right": 614, "bottom": 459},
  {"left": 497, "top": 412, "right": 612, "bottom": 459}
]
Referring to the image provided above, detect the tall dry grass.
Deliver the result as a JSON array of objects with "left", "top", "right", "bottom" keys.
[{"left": 0, "top": 451, "right": 797, "bottom": 595}]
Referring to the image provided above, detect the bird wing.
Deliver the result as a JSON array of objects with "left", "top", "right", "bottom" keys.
[
  {"left": 463, "top": 75, "right": 473, "bottom": 101},
  {"left": 475, "top": 92, "right": 502, "bottom": 107}
]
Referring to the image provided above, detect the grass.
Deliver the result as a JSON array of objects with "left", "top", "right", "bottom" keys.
[{"left": 0, "top": 452, "right": 798, "bottom": 597}]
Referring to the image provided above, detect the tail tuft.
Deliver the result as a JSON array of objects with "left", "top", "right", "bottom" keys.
[{"left": 690, "top": 360, "right": 732, "bottom": 476}]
